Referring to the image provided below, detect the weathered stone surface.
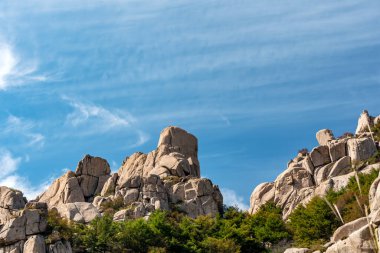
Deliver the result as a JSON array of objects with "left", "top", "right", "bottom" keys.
[
  {"left": 331, "top": 217, "right": 367, "bottom": 242},
  {"left": 100, "top": 173, "right": 118, "bottom": 197},
  {"left": 24, "top": 209, "right": 47, "bottom": 236},
  {"left": 274, "top": 165, "right": 314, "bottom": 218},
  {"left": 325, "top": 225, "right": 374, "bottom": 253},
  {"left": 158, "top": 126, "right": 198, "bottom": 158},
  {"left": 314, "top": 163, "right": 333, "bottom": 185},
  {"left": 248, "top": 182, "right": 275, "bottom": 214},
  {"left": 117, "top": 152, "right": 147, "bottom": 188},
  {"left": 75, "top": 154, "right": 110, "bottom": 177},
  {"left": 56, "top": 202, "right": 100, "bottom": 224},
  {"left": 0, "top": 215, "right": 26, "bottom": 244},
  {"left": 0, "top": 187, "right": 26, "bottom": 225},
  {"left": 0, "top": 241, "right": 24, "bottom": 253},
  {"left": 23, "top": 235, "right": 46, "bottom": 253},
  {"left": 369, "top": 173, "right": 380, "bottom": 213},
  {"left": 47, "top": 241, "right": 72, "bottom": 253},
  {"left": 0, "top": 187, "right": 26, "bottom": 211},
  {"left": 284, "top": 248, "right": 309, "bottom": 253},
  {"left": 150, "top": 153, "right": 197, "bottom": 178},
  {"left": 310, "top": 146, "right": 331, "bottom": 167},
  {"left": 328, "top": 139, "right": 347, "bottom": 162},
  {"left": 347, "top": 137, "right": 376, "bottom": 162},
  {"left": 75, "top": 155, "right": 111, "bottom": 199},
  {"left": 328, "top": 156, "right": 351, "bottom": 178},
  {"left": 355, "top": 110, "right": 373, "bottom": 135},
  {"left": 316, "top": 129, "right": 334, "bottom": 146},
  {"left": 123, "top": 189, "right": 139, "bottom": 205},
  {"left": 374, "top": 115, "right": 380, "bottom": 125},
  {"left": 37, "top": 171, "right": 85, "bottom": 208}
]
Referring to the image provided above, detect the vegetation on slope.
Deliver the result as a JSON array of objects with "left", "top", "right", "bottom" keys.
[
  {"left": 288, "top": 169, "right": 379, "bottom": 249},
  {"left": 47, "top": 204, "right": 290, "bottom": 253}
]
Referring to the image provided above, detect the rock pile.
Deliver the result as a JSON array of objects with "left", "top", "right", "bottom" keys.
[
  {"left": 249, "top": 111, "right": 380, "bottom": 252},
  {"left": 249, "top": 110, "right": 379, "bottom": 219},
  {"left": 93, "top": 126, "right": 222, "bottom": 220},
  {"left": 0, "top": 126, "right": 222, "bottom": 252},
  {"left": 0, "top": 187, "right": 72, "bottom": 253},
  {"left": 36, "top": 126, "right": 222, "bottom": 221}
]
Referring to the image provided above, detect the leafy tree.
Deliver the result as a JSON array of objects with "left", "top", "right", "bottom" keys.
[
  {"left": 248, "top": 201, "right": 291, "bottom": 244},
  {"left": 288, "top": 197, "right": 340, "bottom": 247}
]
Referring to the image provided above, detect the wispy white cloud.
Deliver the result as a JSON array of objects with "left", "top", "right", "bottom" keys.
[
  {"left": 130, "top": 130, "right": 150, "bottom": 148},
  {"left": 0, "top": 41, "right": 48, "bottom": 91},
  {"left": 0, "top": 149, "right": 51, "bottom": 200},
  {"left": 62, "top": 96, "right": 149, "bottom": 146},
  {"left": 0, "top": 149, "right": 21, "bottom": 178},
  {"left": 221, "top": 188, "right": 249, "bottom": 210},
  {"left": 0, "top": 43, "right": 17, "bottom": 89},
  {"left": 2, "top": 115, "right": 45, "bottom": 148},
  {"left": 63, "top": 95, "right": 134, "bottom": 129}
]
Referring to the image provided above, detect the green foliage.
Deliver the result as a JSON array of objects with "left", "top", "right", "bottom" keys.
[
  {"left": 200, "top": 237, "right": 241, "bottom": 253},
  {"left": 73, "top": 214, "right": 118, "bottom": 252},
  {"left": 288, "top": 197, "right": 340, "bottom": 247},
  {"left": 373, "top": 122, "right": 380, "bottom": 142},
  {"left": 326, "top": 169, "right": 378, "bottom": 222},
  {"left": 68, "top": 206, "right": 288, "bottom": 253},
  {"left": 249, "top": 202, "right": 291, "bottom": 244},
  {"left": 99, "top": 196, "right": 127, "bottom": 215},
  {"left": 46, "top": 209, "right": 74, "bottom": 243},
  {"left": 288, "top": 169, "right": 379, "bottom": 248}
]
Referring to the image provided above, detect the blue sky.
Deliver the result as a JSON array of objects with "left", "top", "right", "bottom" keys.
[{"left": 0, "top": 0, "right": 379, "bottom": 209}]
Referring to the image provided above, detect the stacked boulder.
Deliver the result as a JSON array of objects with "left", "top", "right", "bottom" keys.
[
  {"left": 249, "top": 111, "right": 379, "bottom": 219},
  {"left": 0, "top": 187, "right": 72, "bottom": 253},
  {"left": 94, "top": 126, "right": 223, "bottom": 220},
  {"left": 0, "top": 126, "right": 222, "bottom": 252},
  {"left": 36, "top": 126, "right": 222, "bottom": 222}
]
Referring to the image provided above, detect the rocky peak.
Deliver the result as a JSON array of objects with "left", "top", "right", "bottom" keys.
[
  {"left": 0, "top": 186, "right": 70, "bottom": 253},
  {"left": 32, "top": 126, "right": 221, "bottom": 224},
  {"left": 75, "top": 154, "right": 111, "bottom": 177},
  {"left": 158, "top": 126, "right": 198, "bottom": 157},
  {"left": 249, "top": 110, "right": 380, "bottom": 219}
]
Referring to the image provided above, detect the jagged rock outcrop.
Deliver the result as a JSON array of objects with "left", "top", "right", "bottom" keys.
[
  {"left": 93, "top": 126, "right": 222, "bottom": 219},
  {"left": 355, "top": 110, "right": 374, "bottom": 135},
  {"left": 35, "top": 126, "right": 222, "bottom": 223},
  {"left": 56, "top": 202, "right": 100, "bottom": 224},
  {"left": 37, "top": 155, "right": 111, "bottom": 208},
  {"left": 0, "top": 188, "right": 72, "bottom": 253},
  {"left": 316, "top": 129, "right": 335, "bottom": 146},
  {"left": 250, "top": 111, "right": 379, "bottom": 219}
]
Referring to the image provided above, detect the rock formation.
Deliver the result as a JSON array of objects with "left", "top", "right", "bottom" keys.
[
  {"left": 249, "top": 111, "right": 380, "bottom": 252},
  {"left": 249, "top": 111, "right": 380, "bottom": 220},
  {"left": 36, "top": 127, "right": 222, "bottom": 221},
  {"left": 0, "top": 187, "right": 72, "bottom": 253},
  {"left": 93, "top": 126, "right": 222, "bottom": 219},
  {"left": 0, "top": 126, "right": 222, "bottom": 252}
]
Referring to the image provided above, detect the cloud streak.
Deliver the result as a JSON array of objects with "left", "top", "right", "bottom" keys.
[
  {"left": 0, "top": 41, "right": 48, "bottom": 91},
  {"left": 62, "top": 96, "right": 149, "bottom": 146},
  {"left": 221, "top": 188, "right": 249, "bottom": 210},
  {"left": 0, "top": 149, "right": 50, "bottom": 200},
  {"left": 2, "top": 115, "right": 45, "bottom": 148}
]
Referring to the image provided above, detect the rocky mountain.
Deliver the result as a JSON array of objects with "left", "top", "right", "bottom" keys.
[
  {"left": 0, "top": 126, "right": 223, "bottom": 253},
  {"left": 249, "top": 110, "right": 380, "bottom": 252}
]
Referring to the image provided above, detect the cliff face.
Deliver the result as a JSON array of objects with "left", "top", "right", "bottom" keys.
[
  {"left": 249, "top": 111, "right": 380, "bottom": 219},
  {"left": 0, "top": 126, "right": 223, "bottom": 252},
  {"left": 249, "top": 111, "right": 380, "bottom": 252}
]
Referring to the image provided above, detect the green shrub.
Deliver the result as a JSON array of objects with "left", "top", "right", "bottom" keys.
[
  {"left": 249, "top": 201, "right": 291, "bottom": 244},
  {"left": 201, "top": 237, "right": 241, "bottom": 253},
  {"left": 46, "top": 209, "right": 74, "bottom": 243},
  {"left": 326, "top": 169, "right": 379, "bottom": 223},
  {"left": 288, "top": 197, "right": 340, "bottom": 247}
]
